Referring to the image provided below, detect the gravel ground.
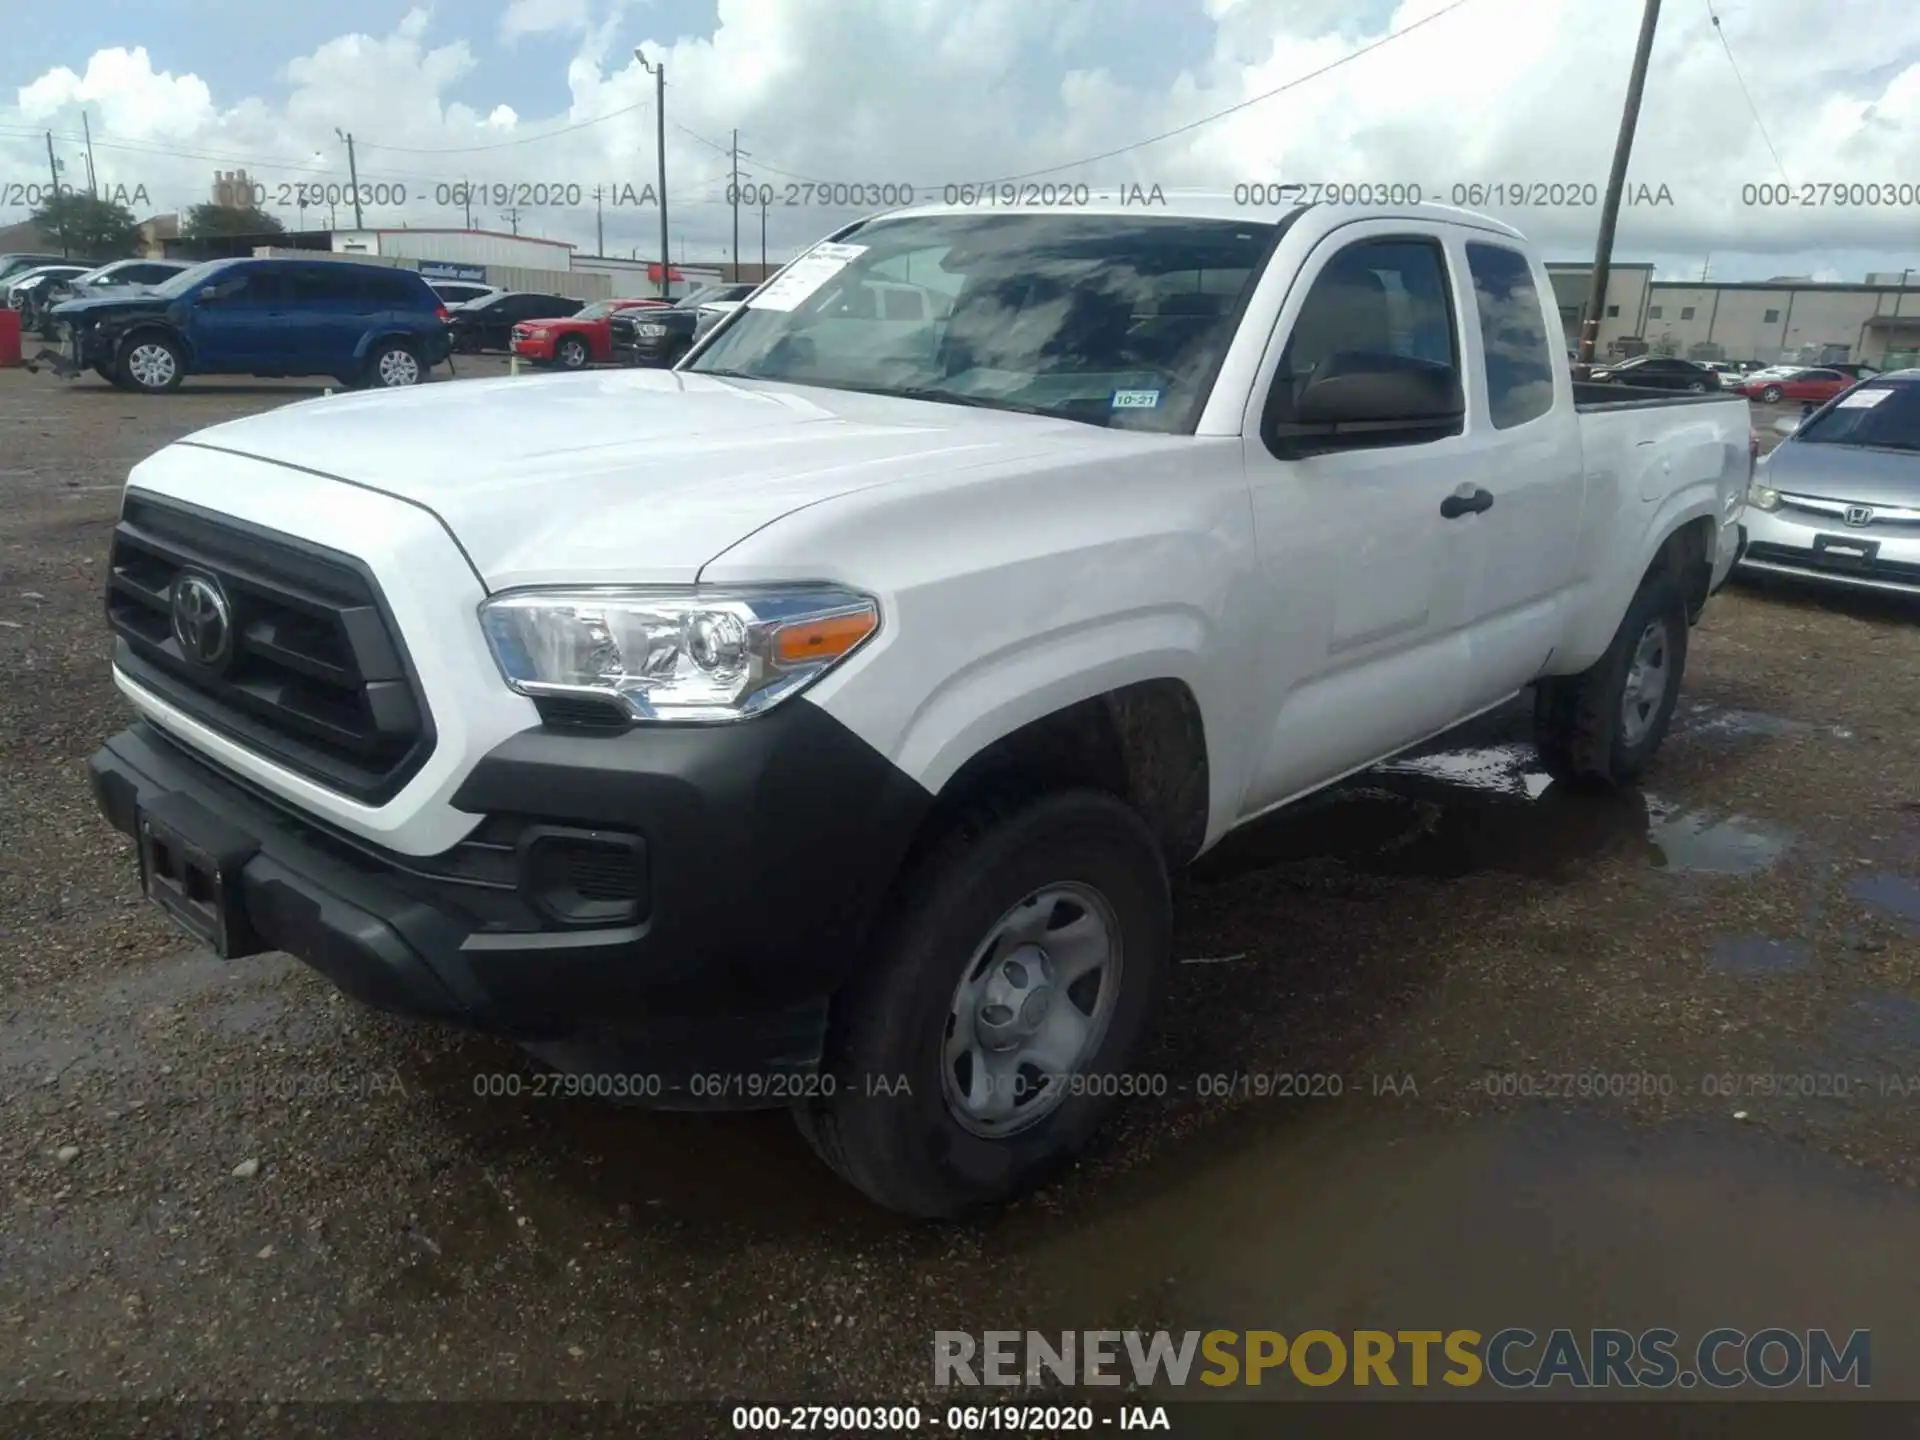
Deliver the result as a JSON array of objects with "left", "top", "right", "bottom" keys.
[{"left": 3, "top": 365, "right": 1919, "bottom": 1410}]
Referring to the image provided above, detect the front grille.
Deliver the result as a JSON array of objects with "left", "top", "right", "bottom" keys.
[
  {"left": 106, "top": 494, "right": 435, "bottom": 804},
  {"left": 1745, "top": 540, "right": 1920, "bottom": 585}
]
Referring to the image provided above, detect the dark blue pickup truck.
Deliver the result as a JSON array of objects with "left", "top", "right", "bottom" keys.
[{"left": 49, "top": 256, "right": 453, "bottom": 393}]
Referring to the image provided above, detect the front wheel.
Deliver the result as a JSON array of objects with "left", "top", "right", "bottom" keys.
[
  {"left": 1760, "top": 385, "right": 1783, "bottom": 403},
  {"left": 796, "top": 790, "right": 1171, "bottom": 1218},
  {"left": 368, "top": 340, "right": 423, "bottom": 388},
  {"left": 1533, "top": 570, "right": 1689, "bottom": 788},
  {"left": 555, "top": 336, "right": 590, "bottom": 370},
  {"left": 117, "top": 334, "right": 184, "bottom": 393}
]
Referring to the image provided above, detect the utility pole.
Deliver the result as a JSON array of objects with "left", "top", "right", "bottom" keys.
[
  {"left": 44, "top": 133, "right": 67, "bottom": 257},
  {"left": 1579, "top": 0, "right": 1661, "bottom": 367},
  {"left": 760, "top": 192, "right": 768, "bottom": 271},
  {"left": 1895, "top": 267, "right": 1913, "bottom": 319},
  {"left": 336, "top": 128, "right": 364, "bottom": 229},
  {"left": 636, "top": 48, "right": 670, "bottom": 297},
  {"left": 81, "top": 112, "right": 98, "bottom": 196},
  {"left": 501, "top": 207, "right": 521, "bottom": 235},
  {"left": 730, "top": 129, "right": 742, "bottom": 281},
  {"left": 593, "top": 186, "right": 605, "bottom": 255}
]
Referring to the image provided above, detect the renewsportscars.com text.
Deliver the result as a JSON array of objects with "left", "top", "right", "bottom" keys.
[{"left": 934, "top": 1328, "right": 1870, "bottom": 1390}]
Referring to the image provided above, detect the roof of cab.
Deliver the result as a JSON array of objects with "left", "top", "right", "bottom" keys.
[{"left": 872, "top": 190, "right": 1529, "bottom": 241}]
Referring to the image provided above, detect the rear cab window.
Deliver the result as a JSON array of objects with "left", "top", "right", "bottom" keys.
[{"left": 1464, "top": 241, "right": 1555, "bottom": 429}]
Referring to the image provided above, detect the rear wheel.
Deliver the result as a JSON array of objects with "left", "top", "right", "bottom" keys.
[
  {"left": 1533, "top": 570, "right": 1689, "bottom": 788},
  {"left": 117, "top": 334, "right": 184, "bottom": 393},
  {"left": 1686, "top": 380, "right": 1705, "bottom": 393},
  {"left": 555, "top": 336, "right": 591, "bottom": 370},
  {"left": 1759, "top": 384, "right": 1783, "bottom": 403},
  {"left": 795, "top": 790, "right": 1171, "bottom": 1218},
  {"left": 368, "top": 340, "right": 422, "bottom": 388}
]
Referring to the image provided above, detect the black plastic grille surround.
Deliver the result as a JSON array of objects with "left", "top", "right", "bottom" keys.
[{"left": 106, "top": 494, "right": 436, "bottom": 804}]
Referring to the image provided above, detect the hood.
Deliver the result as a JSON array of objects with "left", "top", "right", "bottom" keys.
[
  {"left": 1761, "top": 438, "right": 1920, "bottom": 507},
  {"left": 52, "top": 291, "right": 169, "bottom": 320},
  {"left": 166, "top": 368, "right": 1136, "bottom": 589}
]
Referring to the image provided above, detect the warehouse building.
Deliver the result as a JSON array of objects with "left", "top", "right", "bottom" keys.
[{"left": 1549, "top": 261, "right": 1920, "bottom": 367}]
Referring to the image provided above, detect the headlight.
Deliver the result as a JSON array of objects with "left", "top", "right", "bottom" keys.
[
  {"left": 634, "top": 323, "right": 667, "bottom": 338},
  {"left": 1747, "top": 480, "right": 1781, "bottom": 511},
  {"left": 479, "top": 585, "right": 879, "bottom": 721}
]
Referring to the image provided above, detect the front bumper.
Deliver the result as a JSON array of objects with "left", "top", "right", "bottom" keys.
[
  {"left": 612, "top": 332, "right": 688, "bottom": 367},
  {"left": 510, "top": 335, "right": 556, "bottom": 360},
  {"left": 1737, "top": 504, "right": 1920, "bottom": 596},
  {"left": 88, "top": 710, "right": 931, "bottom": 1104}
]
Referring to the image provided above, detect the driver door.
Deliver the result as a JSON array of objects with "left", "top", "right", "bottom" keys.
[
  {"left": 189, "top": 267, "right": 286, "bottom": 369},
  {"left": 1235, "top": 222, "right": 1480, "bottom": 818}
]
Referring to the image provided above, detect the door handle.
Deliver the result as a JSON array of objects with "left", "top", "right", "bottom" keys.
[{"left": 1440, "top": 484, "right": 1494, "bottom": 519}]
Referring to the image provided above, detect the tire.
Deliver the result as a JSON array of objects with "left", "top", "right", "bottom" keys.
[
  {"left": 555, "top": 336, "right": 590, "bottom": 370},
  {"left": 1686, "top": 380, "right": 1705, "bottom": 393},
  {"left": 1533, "top": 570, "right": 1689, "bottom": 789},
  {"left": 1760, "top": 385, "right": 1783, "bottom": 404},
  {"left": 368, "top": 340, "right": 423, "bottom": 388},
  {"left": 795, "top": 790, "right": 1171, "bottom": 1218},
  {"left": 117, "top": 333, "right": 184, "bottom": 393}
]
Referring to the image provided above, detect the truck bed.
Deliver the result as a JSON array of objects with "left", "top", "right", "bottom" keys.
[{"left": 1573, "top": 381, "right": 1746, "bottom": 412}]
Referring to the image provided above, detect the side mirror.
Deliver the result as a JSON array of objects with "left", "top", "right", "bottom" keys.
[{"left": 1270, "top": 352, "right": 1464, "bottom": 455}]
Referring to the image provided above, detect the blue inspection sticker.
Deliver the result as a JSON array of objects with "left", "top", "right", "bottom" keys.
[{"left": 1112, "top": 388, "right": 1162, "bottom": 409}]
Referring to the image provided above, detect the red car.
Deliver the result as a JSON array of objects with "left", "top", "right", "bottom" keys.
[
  {"left": 511, "top": 299, "right": 669, "bottom": 369},
  {"left": 1737, "top": 367, "right": 1855, "bottom": 405}
]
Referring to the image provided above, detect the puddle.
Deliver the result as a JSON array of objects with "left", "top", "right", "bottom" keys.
[
  {"left": 1645, "top": 799, "right": 1793, "bottom": 876},
  {"left": 1013, "top": 1106, "right": 1920, "bottom": 1393},
  {"left": 1711, "top": 934, "right": 1811, "bottom": 974},
  {"left": 1676, "top": 702, "right": 1854, "bottom": 744},
  {"left": 1827, "top": 992, "right": 1920, "bottom": 1074},
  {"left": 1850, "top": 873, "right": 1920, "bottom": 927},
  {"left": 1198, "top": 748, "right": 1793, "bottom": 885}
]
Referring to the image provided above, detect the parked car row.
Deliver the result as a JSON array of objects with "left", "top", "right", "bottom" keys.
[{"left": 5, "top": 257, "right": 197, "bottom": 336}]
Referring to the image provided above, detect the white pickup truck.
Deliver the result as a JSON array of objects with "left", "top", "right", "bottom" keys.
[{"left": 88, "top": 199, "right": 1750, "bottom": 1217}]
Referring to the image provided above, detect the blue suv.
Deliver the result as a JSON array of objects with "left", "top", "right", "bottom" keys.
[{"left": 50, "top": 256, "right": 453, "bottom": 394}]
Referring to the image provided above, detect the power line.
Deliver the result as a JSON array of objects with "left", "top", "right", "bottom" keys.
[
  {"left": 1705, "top": 0, "right": 1790, "bottom": 184},
  {"left": 354, "top": 100, "right": 650, "bottom": 153}
]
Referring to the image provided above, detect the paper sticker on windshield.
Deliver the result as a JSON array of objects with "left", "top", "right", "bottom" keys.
[
  {"left": 747, "top": 242, "right": 869, "bottom": 312},
  {"left": 1112, "top": 389, "right": 1161, "bottom": 409},
  {"left": 1835, "top": 387, "right": 1891, "bottom": 408}
]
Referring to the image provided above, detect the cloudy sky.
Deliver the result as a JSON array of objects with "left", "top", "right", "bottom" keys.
[{"left": 3, "top": 0, "right": 1918, "bottom": 281}]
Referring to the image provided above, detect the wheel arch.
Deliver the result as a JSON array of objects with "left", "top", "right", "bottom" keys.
[{"left": 905, "top": 677, "right": 1212, "bottom": 874}]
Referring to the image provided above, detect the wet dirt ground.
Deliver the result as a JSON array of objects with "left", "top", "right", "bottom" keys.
[{"left": 3, "top": 367, "right": 1919, "bottom": 1408}]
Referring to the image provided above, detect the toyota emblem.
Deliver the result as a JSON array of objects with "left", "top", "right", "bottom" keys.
[
  {"left": 1844, "top": 505, "right": 1875, "bottom": 527},
  {"left": 170, "top": 571, "right": 233, "bottom": 667}
]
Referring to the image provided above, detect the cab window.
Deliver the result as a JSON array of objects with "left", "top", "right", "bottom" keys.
[{"left": 1263, "top": 236, "right": 1461, "bottom": 456}]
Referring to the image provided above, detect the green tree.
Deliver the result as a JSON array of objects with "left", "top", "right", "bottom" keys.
[
  {"left": 29, "top": 191, "right": 141, "bottom": 259},
  {"left": 184, "top": 203, "right": 286, "bottom": 238}
]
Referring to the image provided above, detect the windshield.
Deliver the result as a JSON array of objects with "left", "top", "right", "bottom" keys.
[
  {"left": 676, "top": 285, "right": 729, "bottom": 309},
  {"left": 1793, "top": 383, "right": 1920, "bottom": 450},
  {"left": 685, "top": 212, "right": 1278, "bottom": 432},
  {"left": 150, "top": 260, "right": 235, "bottom": 299},
  {"left": 568, "top": 302, "right": 616, "bottom": 321}
]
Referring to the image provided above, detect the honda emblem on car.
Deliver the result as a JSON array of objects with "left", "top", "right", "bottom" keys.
[
  {"left": 1843, "top": 505, "right": 1875, "bottom": 527},
  {"left": 170, "top": 572, "right": 233, "bottom": 667}
]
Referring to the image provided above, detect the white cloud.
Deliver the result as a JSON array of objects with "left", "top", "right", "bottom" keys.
[
  {"left": 5, "top": 0, "right": 1920, "bottom": 272},
  {"left": 501, "top": 0, "right": 592, "bottom": 41}
]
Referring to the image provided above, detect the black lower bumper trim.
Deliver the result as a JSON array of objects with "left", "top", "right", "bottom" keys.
[{"left": 88, "top": 710, "right": 930, "bottom": 1102}]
